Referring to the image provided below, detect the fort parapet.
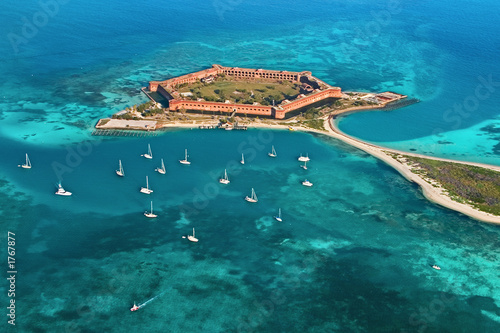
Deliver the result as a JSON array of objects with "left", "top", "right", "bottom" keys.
[{"left": 148, "top": 65, "right": 342, "bottom": 119}]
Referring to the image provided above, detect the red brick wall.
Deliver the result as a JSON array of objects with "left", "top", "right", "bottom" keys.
[
  {"left": 281, "top": 88, "right": 341, "bottom": 113},
  {"left": 169, "top": 100, "right": 273, "bottom": 117}
]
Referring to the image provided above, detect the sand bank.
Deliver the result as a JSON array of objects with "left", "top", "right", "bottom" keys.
[{"left": 246, "top": 117, "right": 500, "bottom": 224}]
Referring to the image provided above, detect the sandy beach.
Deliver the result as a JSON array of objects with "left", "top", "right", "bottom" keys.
[
  {"left": 149, "top": 109, "right": 500, "bottom": 224},
  {"left": 245, "top": 116, "right": 500, "bottom": 225}
]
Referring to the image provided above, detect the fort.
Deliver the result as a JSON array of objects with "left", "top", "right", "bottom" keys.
[
  {"left": 95, "top": 65, "right": 409, "bottom": 131},
  {"left": 148, "top": 64, "right": 343, "bottom": 119}
]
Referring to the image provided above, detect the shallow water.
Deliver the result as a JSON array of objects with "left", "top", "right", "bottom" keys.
[
  {"left": 2, "top": 129, "right": 500, "bottom": 332},
  {"left": 1, "top": 1, "right": 500, "bottom": 332}
]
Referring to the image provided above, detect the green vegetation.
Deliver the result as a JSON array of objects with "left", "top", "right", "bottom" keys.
[
  {"left": 177, "top": 78, "right": 301, "bottom": 105},
  {"left": 397, "top": 155, "right": 500, "bottom": 215},
  {"left": 300, "top": 119, "right": 325, "bottom": 131},
  {"left": 304, "top": 107, "right": 321, "bottom": 119}
]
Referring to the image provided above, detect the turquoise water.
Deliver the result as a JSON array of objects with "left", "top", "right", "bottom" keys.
[
  {"left": 1, "top": 0, "right": 500, "bottom": 332},
  {"left": 3, "top": 129, "right": 500, "bottom": 332}
]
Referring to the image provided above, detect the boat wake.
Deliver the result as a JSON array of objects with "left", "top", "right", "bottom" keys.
[{"left": 131, "top": 291, "right": 166, "bottom": 311}]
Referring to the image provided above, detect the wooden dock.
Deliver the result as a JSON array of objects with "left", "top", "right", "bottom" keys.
[{"left": 91, "top": 129, "right": 160, "bottom": 137}]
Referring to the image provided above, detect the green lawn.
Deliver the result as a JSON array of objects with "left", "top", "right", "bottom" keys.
[{"left": 177, "top": 79, "right": 301, "bottom": 105}]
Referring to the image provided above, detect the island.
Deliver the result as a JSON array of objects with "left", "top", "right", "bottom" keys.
[{"left": 95, "top": 65, "right": 500, "bottom": 224}]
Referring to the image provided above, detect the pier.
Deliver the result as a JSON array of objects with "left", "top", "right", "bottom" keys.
[
  {"left": 91, "top": 129, "right": 160, "bottom": 137},
  {"left": 382, "top": 97, "right": 420, "bottom": 111},
  {"left": 199, "top": 122, "right": 248, "bottom": 130}
]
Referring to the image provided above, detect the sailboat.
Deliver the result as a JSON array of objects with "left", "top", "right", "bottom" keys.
[
  {"left": 187, "top": 228, "right": 199, "bottom": 242},
  {"left": 155, "top": 159, "right": 166, "bottom": 174},
  {"left": 141, "top": 144, "right": 153, "bottom": 159},
  {"left": 219, "top": 169, "right": 230, "bottom": 184},
  {"left": 19, "top": 153, "right": 32, "bottom": 169},
  {"left": 144, "top": 201, "right": 157, "bottom": 218},
  {"left": 179, "top": 149, "right": 191, "bottom": 165},
  {"left": 298, "top": 153, "right": 310, "bottom": 162},
  {"left": 240, "top": 153, "right": 245, "bottom": 165},
  {"left": 245, "top": 188, "right": 258, "bottom": 203},
  {"left": 55, "top": 182, "right": 72, "bottom": 196},
  {"left": 274, "top": 208, "right": 282, "bottom": 222},
  {"left": 268, "top": 145, "right": 277, "bottom": 157},
  {"left": 140, "top": 176, "right": 153, "bottom": 194},
  {"left": 300, "top": 160, "right": 308, "bottom": 170},
  {"left": 116, "top": 159, "right": 124, "bottom": 176},
  {"left": 302, "top": 179, "right": 313, "bottom": 187}
]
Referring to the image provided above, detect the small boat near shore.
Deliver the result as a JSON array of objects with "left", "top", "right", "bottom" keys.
[
  {"left": 298, "top": 153, "right": 310, "bottom": 162},
  {"left": 55, "top": 182, "right": 72, "bottom": 196},
  {"left": 116, "top": 159, "right": 124, "bottom": 177},
  {"left": 245, "top": 188, "right": 258, "bottom": 202},
  {"left": 241, "top": 153, "right": 245, "bottom": 165},
  {"left": 302, "top": 179, "right": 313, "bottom": 187},
  {"left": 274, "top": 208, "right": 282, "bottom": 222},
  {"left": 142, "top": 144, "right": 153, "bottom": 159},
  {"left": 19, "top": 153, "right": 32, "bottom": 169},
  {"left": 301, "top": 161, "right": 308, "bottom": 170},
  {"left": 140, "top": 176, "right": 153, "bottom": 194},
  {"left": 179, "top": 149, "right": 191, "bottom": 165},
  {"left": 219, "top": 169, "right": 230, "bottom": 184},
  {"left": 187, "top": 228, "right": 198, "bottom": 242},
  {"left": 268, "top": 145, "right": 277, "bottom": 158},
  {"left": 156, "top": 158, "right": 166, "bottom": 174},
  {"left": 144, "top": 201, "right": 157, "bottom": 218}
]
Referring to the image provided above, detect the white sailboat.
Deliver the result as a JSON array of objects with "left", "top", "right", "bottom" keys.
[
  {"left": 300, "top": 160, "right": 308, "bottom": 170},
  {"left": 240, "top": 153, "right": 245, "bottom": 165},
  {"left": 116, "top": 159, "right": 124, "bottom": 176},
  {"left": 179, "top": 149, "right": 191, "bottom": 165},
  {"left": 245, "top": 188, "right": 258, "bottom": 203},
  {"left": 274, "top": 208, "right": 282, "bottom": 222},
  {"left": 19, "top": 153, "right": 32, "bottom": 169},
  {"left": 144, "top": 201, "right": 157, "bottom": 218},
  {"left": 298, "top": 153, "right": 310, "bottom": 162},
  {"left": 219, "top": 169, "right": 230, "bottom": 184},
  {"left": 302, "top": 179, "right": 313, "bottom": 187},
  {"left": 140, "top": 176, "right": 153, "bottom": 194},
  {"left": 155, "top": 158, "right": 166, "bottom": 174},
  {"left": 141, "top": 144, "right": 153, "bottom": 159},
  {"left": 268, "top": 145, "right": 277, "bottom": 157},
  {"left": 187, "top": 228, "right": 199, "bottom": 242},
  {"left": 55, "top": 182, "right": 72, "bottom": 196}
]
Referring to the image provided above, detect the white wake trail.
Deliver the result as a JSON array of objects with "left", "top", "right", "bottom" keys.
[{"left": 137, "top": 291, "right": 166, "bottom": 309}]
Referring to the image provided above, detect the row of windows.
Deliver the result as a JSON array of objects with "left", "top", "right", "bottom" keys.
[
  {"left": 223, "top": 70, "right": 297, "bottom": 79},
  {"left": 178, "top": 103, "right": 268, "bottom": 113}
]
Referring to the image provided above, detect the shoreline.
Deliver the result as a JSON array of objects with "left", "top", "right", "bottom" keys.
[
  {"left": 102, "top": 107, "right": 500, "bottom": 224},
  {"left": 240, "top": 117, "right": 500, "bottom": 225}
]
